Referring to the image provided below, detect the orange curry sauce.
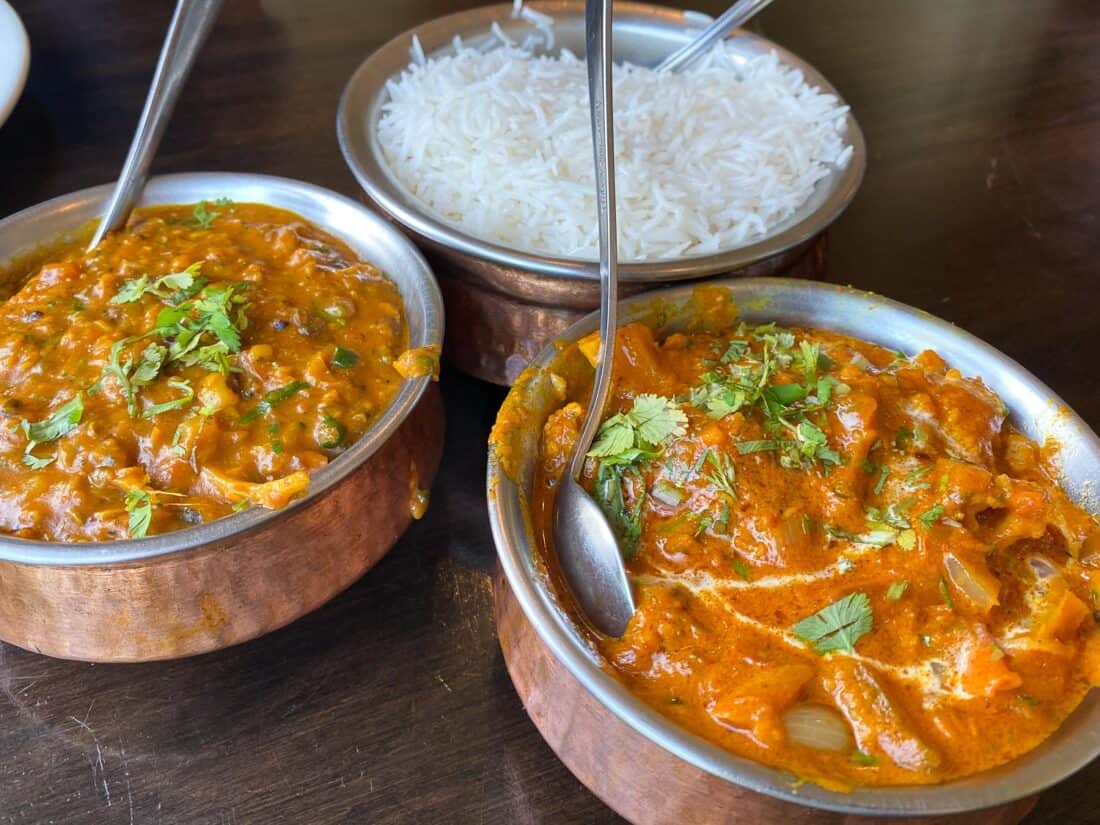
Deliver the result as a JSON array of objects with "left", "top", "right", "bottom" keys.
[
  {"left": 531, "top": 302, "right": 1100, "bottom": 789},
  {"left": 0, "top": 202, "right": 425, "bottom": 541}
]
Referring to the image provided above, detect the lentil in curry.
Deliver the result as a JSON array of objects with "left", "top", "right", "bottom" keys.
[
  {"left": 526, "top": 301, "right": 1100, "bottom": 789},
  {"left": 0, "top": 201, "right": 428, "bottom": 541}
]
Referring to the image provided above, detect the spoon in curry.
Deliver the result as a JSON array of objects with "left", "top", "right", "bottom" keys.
[
  {"left": 87, "top": 0, "right": 224, "bottom": 251},
  {"left": 551, "top": 0, "right": 636, "bottom": 638}
]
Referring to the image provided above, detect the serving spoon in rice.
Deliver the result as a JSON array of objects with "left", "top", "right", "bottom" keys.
[
  {"left": 656, "top": 0, "right": 775, "bottom": 73},
  {"left": 552, "top": 0, "right": 636, "bottom": 638}
]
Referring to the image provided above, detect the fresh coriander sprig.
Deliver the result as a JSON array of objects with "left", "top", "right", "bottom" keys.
[
  {"left": 792, "top": 592, "right": 873, "bottom": 655},
  {"left": 20, "top": 394, "right": 85, "bottom": 468},
  {"left": 586, "top": 394, "right": 687, "bottom": 556},
  {"left": 96, "top": 264, "right": 251, "bottom": 418},
  {"left": 690, "top": 324, "right": 845, "bottom": 471}
]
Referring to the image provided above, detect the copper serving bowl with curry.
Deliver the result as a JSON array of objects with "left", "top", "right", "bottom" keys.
[
  {"left": 0, "top": 173, "right": 444, "bottom": 662},
  {"left": 488, "top": 279, "right": 1100, "bottom": 821}
]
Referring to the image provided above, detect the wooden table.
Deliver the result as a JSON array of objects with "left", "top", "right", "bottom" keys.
[{"left": 1, "top": 1, "right": 1097, "bottom": 822}]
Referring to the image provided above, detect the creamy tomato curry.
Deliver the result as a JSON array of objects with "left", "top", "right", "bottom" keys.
[
  {"left": 0, "top": 201, "right": 432, "bottom": 542},
  {"left": 527, "top": 292, "right": 1100, "bottom": 789}
]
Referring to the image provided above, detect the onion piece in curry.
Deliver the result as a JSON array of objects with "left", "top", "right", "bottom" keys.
[
  {"left": 0, "top": 201, "right": 436, "bottom": 541},
  {"left": 524, "top": 295, "right": 1100, "bottom": 789}
]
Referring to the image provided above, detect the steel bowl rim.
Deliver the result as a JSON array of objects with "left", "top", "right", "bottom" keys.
[
  {"left": 0, "top": 171, "right": 444, "bottom": 567},
  {"left": 486, "top": 276, "right": 1100, "bottom": 816},
  {"left": 336, "top": 0, "right": 867, "bottom": 283}
]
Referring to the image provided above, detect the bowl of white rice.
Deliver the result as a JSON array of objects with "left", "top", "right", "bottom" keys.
[{"left": 338, "top": 1, "right": 865, "bottom": 384}]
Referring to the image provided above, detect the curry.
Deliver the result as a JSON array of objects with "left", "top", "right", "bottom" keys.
[
  {"left": 0, "top": 201, "right": 430, "bottom": 542},
  {"left": 526, "top": 301, "right": 1100, "bottom": 789}
]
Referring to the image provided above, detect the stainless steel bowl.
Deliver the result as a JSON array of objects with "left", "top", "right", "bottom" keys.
[
  {"left": 337, "top": 1, "right": 865, "bottom": 384},
  {"left": 0, "top": 172, "right": 445, "bottom": 662},
  {"left": 487, "top": 277, "right": 1100, "bottom": 819}
]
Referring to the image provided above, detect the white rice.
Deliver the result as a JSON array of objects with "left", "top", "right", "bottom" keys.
[{"left": 377, "top": 25, "right": 852, "bottom": 262}]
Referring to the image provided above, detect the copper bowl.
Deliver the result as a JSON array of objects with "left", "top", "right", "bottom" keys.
[
  {"left": 486, "top": 278, "right": 1100, "bottom": 822},
  {"left": 337, "top": 1, "right": 865, "bottom": 384},
  {"left": 0, "top": 172, "right": 445, "bottom": 662}
]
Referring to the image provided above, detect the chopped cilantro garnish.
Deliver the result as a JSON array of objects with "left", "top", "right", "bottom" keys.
[
  {"left": 188, "top": 198, "right": 233, "bottom": 229},
  {"left": 689, "top": 327, "right": 845, "bottom": 470},
  {"left": 714, "top": 501, "right": 731, "bottom": 534},
  {"left": 124, "top": 489, "right": 153, "bottom": 538},
  {"left": 905, "top": 465, "right": 931, "bottom": 483},
  {"left": 918, "top": 503, "right": 946, "bottom": 529},
  {"left": 873, "top": 465, "right": 890, "bottom": 495},
  {"left": 587, "top": 394, "right": 685, "bottom": 555},
  {"left": 886, "top": 581, "right": 909, "bottom": 601},
  {"left": 22, "top": 394, "right": 84, "bottom": 445},
  {"left": 850, "top": 751, "right": 879, "bottom": 767},
  {"left": 736, "top": 439, "right": 784, "bottom": 454},
  {"left": 703, "top": 450, "right": 737, "bottom": 500},
  {"left": 21, "top": 394, "right": 84, "bottom": 467},
  {"left": 99, "top": 265, "right": 250, "bottom": 417},
  {"left": 792, "top": 592, "right": 873, "bottom": 655},
  {"left": 238, "top": 381, "right": 310, "bottom": 425},
  {"left": 332, "top": 347, "right": 360, "bottom": 369},
  {"left": 111, "top": 262, "right": 205, "bottom": 306},
  {"left": 141, "top": 378, "right": 194, "bottom": 419},
  {"left": 588, "top": 394, "right": 687, "bottom": 462},
  {"left": 939, "top": 576, "right": 955, "bottom": 609},
  {"left": 732, "top": 557, "right": 751, "bottom": 581}
]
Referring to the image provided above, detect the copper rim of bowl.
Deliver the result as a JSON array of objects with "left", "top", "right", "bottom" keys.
[
  {"left": 336, "top": 1, "right": 867, "bottom": 283},
  {"left": 0, "top": 172, "right": 444, "bottom": 566},
  {"left": 486, "top": 277, "right": 1100, "bottom": 816}
]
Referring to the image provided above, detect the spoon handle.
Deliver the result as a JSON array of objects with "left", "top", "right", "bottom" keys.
[
  {"left": 656, "top": 0, "right": 774, "bottom": 73},
  {"left": 569, "top": 0, "right": 619, "bottom": 481},
  {"left": 87, "top": 0, "right": 224, "bottom": 251}
]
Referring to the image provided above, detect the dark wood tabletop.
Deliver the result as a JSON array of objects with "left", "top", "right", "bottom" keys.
[{"left": 1, "top": 0, "right": 1098, "bottom": 823}]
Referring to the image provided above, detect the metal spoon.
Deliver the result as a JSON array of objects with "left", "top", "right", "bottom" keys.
[
  {"left": 656, "top": 0, "right": 774, "bottom": 73},
  {"left": 87, "top": 0, "right": 224, "bottom": 251},
  {"left": 552, "top": 0, "right": 636, "bottom": 638}
]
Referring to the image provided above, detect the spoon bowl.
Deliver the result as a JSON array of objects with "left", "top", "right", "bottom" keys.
[{"left": 553, "top": 478, "right": 636, "bottom": 637}]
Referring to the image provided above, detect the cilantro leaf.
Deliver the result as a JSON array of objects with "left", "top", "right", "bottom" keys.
[
  {"left": 588, "top": 395, "right": 686, "bottom": 461},
  {"left": 703, "top": 449, "right": 737, "bottom": 499},
  {"left": 873, "top": 465, "right": 890, "bottom": 495},
  {"left": 141, "top": 378, "right": 194, "bottom": 419},
  {"left": 792, "top": 592, "right": 874, "bottom": 655},
  {"left": 592, "top": 462, "right": 646, "bottom": 557},
  {"left": 124, "top": 489, "right": 153, "bottom": 538},
  {"left": 22, "top": 454, "right": 55, "bottom": 469},
  {"left": 736, "top": 439, "right": 786, "bottom": 454},
  {"left": 111, "top": 263, "right": 205, "bottom": 306},
  {"left": 22, "top": 394, "right": 84, "bottom": 445},
  {"left": 630, "top": 394, "right": 688, "bottom": 446},
  {"left": 588, "top": 413, "right": 636, "bottom": 458},
  {"left": 918, "top": 503, "right": 946, "bottom": 529}
]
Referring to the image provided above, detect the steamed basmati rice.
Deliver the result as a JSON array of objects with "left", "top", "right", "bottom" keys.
[{"left": 377, "top": 32, "right": 852, "bottom": 262}]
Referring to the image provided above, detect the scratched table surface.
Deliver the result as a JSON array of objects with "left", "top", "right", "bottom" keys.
[{"left": 1, "top": 0, "right": 1098, "bottom": 823}]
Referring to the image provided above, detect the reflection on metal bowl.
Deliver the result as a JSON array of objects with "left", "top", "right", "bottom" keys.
[
  {"left": 487, "top": 278, "right": 1100, "bottom": 822},
  {"left": 0, "top": 172, "right": 445, "bottom": 662},
  {"left": 337, "top": 2, "right": 864, "bottom": 384}
]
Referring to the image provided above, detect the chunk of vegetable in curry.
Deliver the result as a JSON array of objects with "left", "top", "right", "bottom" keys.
[
  {"left": 529, "top": 318, "right": 1100, "bottom": 790},
  {"left": 0, "top": 202, "right": 420, "bottom": 541}
]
